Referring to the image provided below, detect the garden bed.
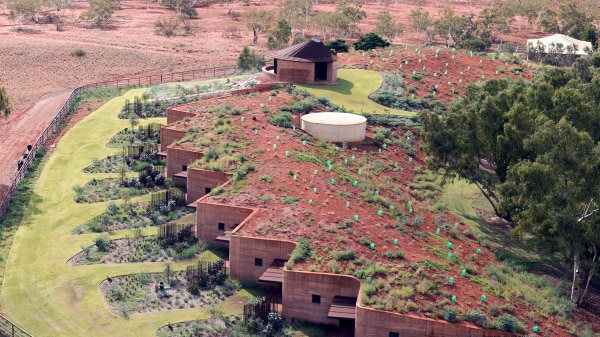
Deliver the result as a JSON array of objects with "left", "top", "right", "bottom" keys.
[
  {"left": 72, "top": 177, "right": 166, "bottom": 203},
  {"left": 68, "top": 235, "right": 204, "bottom": 265},
  {"left": 71, "top": 201, "right": 193, "bottom": 234},
  {"left": 100, "top": 269, "right": 237, "bottom": 316}
]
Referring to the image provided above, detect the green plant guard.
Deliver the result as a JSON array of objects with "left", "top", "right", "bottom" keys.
[
  {"left": 377, "top": 210, "right": 382, "bottom": 216},
  {"left": 448, "top": 252, "right": 453, "bottom": 258},
  {"left": 293, "top": 175, "right": 297, "bottom": 181},
  {"left": 331, "top": 179, "right": 335, "bottom": 185},
  {"left": 313, "top": 188, "right": 317, "bottom": 193},
  {"left": 393, "top": 239, "right": 398, "bottom": 245},
  {"left": 447, "top": 242, "right": 452, "bottom": 248},
  {"left": 374, "top": 190, "right": 379, "bottom": 195},
  {"left": 285, "top": 151, "right": 289, "bottom": 156},
  {"left": 481, "top": 294, "right": 486, "bottom": 302},
  {"left": 276, "top": 135, "right": 279, "bottom": 140},
  {"left": 314, "top": 170, "right": 318, "bottom": 175},
  {"left": 369, "top": 243, "right": 374, "bottom": 249},
  {"left": 533, "top": 326, "right": 539, "bottom": 333},
  {"left": 308, "top": 199, "right": 312, "bottom": 205},
  {"left": 353, "top": 181, "right": 358, "bottom": 186},
  {"left": 346, "top": 201, "right": 350, "bottom": 208},
  {"left": 436, "top": 228, "right": 440, "bottom": 235},
  {"left": 454, "top": 222, "right": 459, "bottom": 228},
  {"left": 354, "top": 215, "right": 359, "bottom": 221},
  {"left": 273, "top": 144, "right": 277, "bottom": 149},
  {"left": 477, "top": 248, "right": 481, "bottom": 254},
  {"left": 451, "top": 295, "right": 456, "bottom": 302},
  {"left": 448, "top": 277, "right": 454, "bottom": 285},
  {"left": 461, "top": 269, "right": 466, "bottom": 276},
  {"left": 351, "top": 155, "right": 355, "bottom": 161},
  {"left": 241, "top": 117, "right": 245, "bottom": 122}
]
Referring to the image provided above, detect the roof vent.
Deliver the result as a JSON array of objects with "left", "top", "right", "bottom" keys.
[{"left": 312, "top": 37, "right": 321, "bottom": 43}]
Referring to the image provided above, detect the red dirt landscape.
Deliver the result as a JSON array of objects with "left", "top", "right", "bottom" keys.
[
  {"left": 0, "top": 0, "right": 598, "bottom": 335},
  {"left": 170, "top": 87, "right": 598, "bottom": 336}
]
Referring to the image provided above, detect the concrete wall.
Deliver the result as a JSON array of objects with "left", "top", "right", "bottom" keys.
[
  {"left": 327, "top": 61, "right": 337, "bottom": 83},
  {"left": 166, "top": 146, "right": 203, "bottom": 179},
  {"left": 196, "top": 202, "right": 254, "bottom": 247},
  {"left": 282, "top": 271, "right": 361, "bottom": 326},
  {"left": 186, "top": 168, "right": 231, "bottom": 204},
  {"left": 166, "top": 106, "right": 197, "bottom": 125},
  {"left": 355, "top": 305, "right": 517, "bottom": 337},
  {"left": 160, "top": 127, "right": 186, "bottom": 152},
  {"left": 277, "top": 60, "right": 314, "bottom": 84},
  {"left": 229, "top": 235, "right": 296, "bottom": 281},
  {"left": 273, "top": 60, "right": 336, "bottom": 85}
]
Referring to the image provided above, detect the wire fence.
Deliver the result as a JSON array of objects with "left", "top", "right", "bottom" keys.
[
  {"left": 0, "top": 314, "right": 33, "bottom": 337},
  {"left": 0, "top": 64, "right": 238, "bottom": 244}
]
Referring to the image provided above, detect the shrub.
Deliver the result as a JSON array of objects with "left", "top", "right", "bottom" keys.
[
  {"left": 358, "top": 236, "right": 371, "bottom": 246},
  {"left": 95, "top": 234, "right": 110, "bottom": 252},
  {"left": 465, "top": 309, "right": 487, "bottom": 327},
  {"left": 268, "top": 112, "right": 293, "bottom": 128},
  {"left": 415, "top": 280, "right": 432, "bottom": 294},
  {"left": 461, "top": 38, "right": 486, "bottom": 51},
  {"left": 353, "top": 32, "right": 390, "bottom": 51},
  {"left": 443, "top": 306, "right": 461, "bottom": 323},
  {"left": 332, "top": 248, "right": 356, "bottom": 261},
  {"left": 399, "top": 286, "right": 414, "bottom": 299},
  {"left": 70, "top": 48, "right": 86, "bottom": 57},
  {"left": 384, "top": 249, "right": 405, "bottom": 260},
  {"left": 290, "top": 238, "right": 310, "bottom": 262},
  {"left": 325, "top": 38, "right": 349, "bottom": 53},
  {"left": 337, "top": 218, "right": 353, "bottom": 229},
  {"left": 237, "top": 46, "right": 265, "bottom": 71},
  {"left": 495, "top": 314, "right": 524, "bottom": 333}
]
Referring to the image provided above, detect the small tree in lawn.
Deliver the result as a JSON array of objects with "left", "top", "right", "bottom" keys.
[{"left": 353, "top": 32, "right": 389, "bottom": 51}]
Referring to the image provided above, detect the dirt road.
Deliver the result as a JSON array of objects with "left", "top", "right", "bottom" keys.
[{"left": 0, "top": 90, "right": 72, "bottom": 196}]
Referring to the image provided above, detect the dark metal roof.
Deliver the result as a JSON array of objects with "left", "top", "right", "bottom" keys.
[{"left": 267, "top": 38, "right": 334, "bottom": 63}]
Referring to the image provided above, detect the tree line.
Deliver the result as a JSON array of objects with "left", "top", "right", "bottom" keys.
[{"left": 420, "top": 53, "right": 600, "bottom": 307}]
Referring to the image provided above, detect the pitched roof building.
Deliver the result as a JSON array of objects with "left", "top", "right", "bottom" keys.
[
  {"left": 526, "top": 34, "right": 592, "bottom": 55},
  {"left": 263, "top": 38, "right": 337, "bottom": 84}
]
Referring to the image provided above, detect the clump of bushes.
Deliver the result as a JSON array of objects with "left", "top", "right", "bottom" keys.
[
  {"left": 71, "top": 48, "right": 86, "bottom": 57},
  {"left": 268, "top": 111, "right": 293, "bottom": 128}
]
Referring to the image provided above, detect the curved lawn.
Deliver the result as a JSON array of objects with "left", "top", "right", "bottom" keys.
[
  {"left": 299, "top": 68, "right": 415, "bottom": 116},
  {"left": 0, "top": 87, "right": 242, "bottom": 336}
]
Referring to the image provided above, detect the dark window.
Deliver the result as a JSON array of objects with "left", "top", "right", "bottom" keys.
[
  {"left": 182, "top": 165, "right": 187, "bottom": 171},
  {"left": 255, "top": 258, "right": 263, "bottom": 266},
  {"left": 218, "top": 222, "right": 225, "bottom": 230},
  {"left": 312, "top": 294, "right": 321, "bottom": 304},
  {"left": 389, "top": 333, "right": 399, "bottom": 337},
  {"left": 205, "top": 187, "right": 212, "bottom": 194}
]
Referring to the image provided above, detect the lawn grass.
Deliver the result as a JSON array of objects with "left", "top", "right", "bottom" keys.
[
  {"left": 0, "top": 84, "right": 243, "bottom": 336},
  {"left": 298, "top": 69, "right": 415, "bottom": 116}
]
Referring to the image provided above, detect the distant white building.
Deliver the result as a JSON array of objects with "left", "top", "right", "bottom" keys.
[{"left": 526, "top": 34, "right": 592, "bottom": 55}]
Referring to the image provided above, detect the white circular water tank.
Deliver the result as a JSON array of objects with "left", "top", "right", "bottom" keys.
[{"left": 301, "top": 112, "right": 367, "bottom": 142}]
